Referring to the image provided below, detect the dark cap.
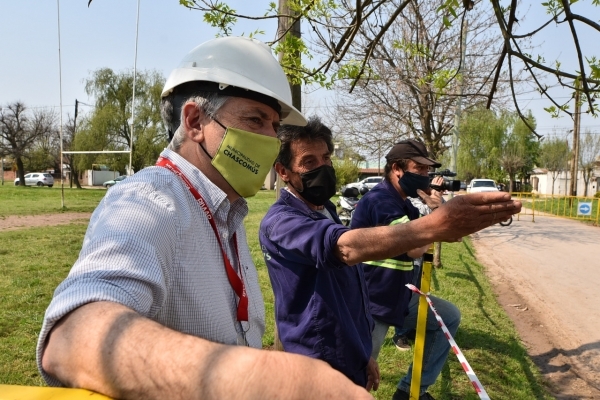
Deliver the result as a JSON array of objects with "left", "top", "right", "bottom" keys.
[{"left": 385, "top": 139, "right": 441, "bottom": 168}]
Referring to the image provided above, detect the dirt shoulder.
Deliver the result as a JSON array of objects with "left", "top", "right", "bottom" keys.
[
  {"left": 0, "top": 213, "right": 92, "bottom": 231},
  {"left": 471, "top": 216, "right": 600, "bottom": 400}
]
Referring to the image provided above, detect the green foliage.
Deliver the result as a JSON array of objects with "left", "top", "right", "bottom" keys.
[
  {"left": 76, "top": 68, "right": 168, "bottom": 173},
  {"left": 539, "top": 138, "right": 570, "bottom": 171},
  {"left": 458, "top": 108, "right": 539, "bottom": 188},
  {"left": 332, "top": 157, "right": 360, "bottom": 189},
  {"left": 538, "top": 138, "right": 570, "bottom": 195},
  {"left": 457, "top": 108, "right": 509, "bottom": 182},
  {"left": 273, "top": 34, "right": 313, "bottom": 86},
  {"left": 202, "top": 2, "right": 237, "bottom": 36},
  {"left": 595, "top": 191, "right": 600, "bottom": 198},
  {"left": 24, "top": 146, "right": 56, "bottom": 173},
  {"left": 182, "top": 0, "right": 365, "bottom": 88},
  {"left": 543, "top": 104, "right": 570, "bottom": 118},
  {"left": 507, "top": 111, "right": 539, "bottom": 181}
]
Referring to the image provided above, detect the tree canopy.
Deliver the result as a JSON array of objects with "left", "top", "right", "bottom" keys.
[
  {"left": 0, "top": 102, "right": 58, "bottom": 185},
  {"left": 329, "top": 0, "right": 507, "bottom": 160},
  {"left": 578, "top": 130, "right": 600, "bottom": 196},
  {"left": 73, "top": 68, "right": 167, "bottom": 174},
  {"left": 538, "top": 137, "right": 570, "bottom": 195},
  {"left": 182, "top": 0, "right": 600, "bottom": 131}
]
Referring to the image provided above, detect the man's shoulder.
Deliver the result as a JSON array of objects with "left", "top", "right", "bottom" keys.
[
  {"left": 360, "top": 183, "right": 399, "bottom": 207},
  {"left": 261, "top": 194, "right": 305, "bottom": 228}
]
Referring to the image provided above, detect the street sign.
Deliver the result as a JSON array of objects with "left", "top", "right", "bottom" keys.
[{"left": 577, "top": 201, "right": 592, "bottom": 216}]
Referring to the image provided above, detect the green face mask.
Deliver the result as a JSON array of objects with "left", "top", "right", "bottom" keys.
[{"left": 204, "top": 123, "right": 281, "bottom": 198}]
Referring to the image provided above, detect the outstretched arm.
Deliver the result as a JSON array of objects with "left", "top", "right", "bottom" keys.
[
  {"left": 335, "top": 192, "right": 520, "bottom": 265},
  {"left": 42, "top": 301, "right": 373, "bottom": 400}
]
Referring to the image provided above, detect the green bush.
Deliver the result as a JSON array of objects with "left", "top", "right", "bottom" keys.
[
  {"left": 333, "top": 157, "right": 360, "bottom": 189},
  {"left": 595, "top": 192, "right": 600, "bottom": 199}
]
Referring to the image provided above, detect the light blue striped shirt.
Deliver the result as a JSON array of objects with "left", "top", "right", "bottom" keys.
[{"left": 37, "top": 148, "right": 265, "bottom": 386}]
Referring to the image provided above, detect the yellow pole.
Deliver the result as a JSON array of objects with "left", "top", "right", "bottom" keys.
[
  {"left": 410, "top": 245, "right": 433, "bottom": 399},
  {"left": 595, "top": 198, "right": 599, "bottom": 226},
  {"left": 531, "top": 192, "right": 535, "bottom": 223}
]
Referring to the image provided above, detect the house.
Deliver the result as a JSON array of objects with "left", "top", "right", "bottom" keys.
[{"left": 530, "top": 166, "right": 599, "bottom": 197}]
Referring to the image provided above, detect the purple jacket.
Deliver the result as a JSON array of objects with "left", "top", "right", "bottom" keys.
[{"left": 259, "top": 189, "right": 373, "bottom": 386}]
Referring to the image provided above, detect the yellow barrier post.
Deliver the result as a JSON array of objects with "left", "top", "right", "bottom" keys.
[
  {"left": 410, "top": 245, "right": 433, "bottom": 399},
  {"left": 0, "top": 385, "right": 112, "bottom": 399},
  {"left": 596, "top": 198, "right": 599, "bottom": 226},
  {"left": 531, "top": 192, "right": 535, "bottom": 223}
]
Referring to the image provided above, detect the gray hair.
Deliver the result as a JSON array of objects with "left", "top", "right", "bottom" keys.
[{"left": 162, "top": 91, "right": 230, "bottom": 152}]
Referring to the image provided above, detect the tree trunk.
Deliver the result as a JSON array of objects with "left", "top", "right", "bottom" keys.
[
  {"left": 16, "top": 157, "right": 25, "bottom": 186},
  {"left": 272, "top": 0, "right": 301, "bottom": 353},
  {"left": 73, "top": 166, "right": 82, "bottom": 189}
]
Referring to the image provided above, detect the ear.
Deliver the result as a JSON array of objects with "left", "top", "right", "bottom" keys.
[
  {"left": 391, "top": 163, "right": 404, "bottom": 178},
  {"left": 274, "top": 162, "right": 290, "bottom": 182},
  {"left": 182, "top": 102, "right": 208, "bottom": 144}
]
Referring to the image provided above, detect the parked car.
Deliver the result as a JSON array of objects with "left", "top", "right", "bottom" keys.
[
  {"left": 14, "top": 173, "right": 54, "bottom": 187},
  {"left": 467, "top": 179, "right": 499, "bottom": 193},
  {"left": 346, "top": 176, "right": 384, "bottom": 191},
  {"left": 102, "top": 175, "right": 127, "bottom": 188}
]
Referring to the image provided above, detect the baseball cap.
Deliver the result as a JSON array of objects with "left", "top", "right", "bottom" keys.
[{"left": 385, "top": 139, "right": 442, "bottom": 168}]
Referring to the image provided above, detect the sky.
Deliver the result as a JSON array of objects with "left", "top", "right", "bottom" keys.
[{"left": 1, "top": 0, "right": 598, "bottom": 157}]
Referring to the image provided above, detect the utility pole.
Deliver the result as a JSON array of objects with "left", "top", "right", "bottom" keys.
[
  {"left": 275, "top": 0, "right": 301, "bottom": 202},
  {"left": 71, "top": 99, "right": 78, "bottom": 188},
  {"left": 449, "top": 17, "right": 468, "bottom": 199},
  {"left": 569, "top": 83, "right": 581, "bottom": 197},
  {"left": 273, "top": 0, "right": 301, "bottom": 351}
]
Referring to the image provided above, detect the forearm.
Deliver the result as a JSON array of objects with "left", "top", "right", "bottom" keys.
[
  {"left": 336, "top": 192, "right": 521, "bottom": 266},
  {"left": 42, "top": 301, "right": 372, "bottom": 400},
  {"left": 42, "top": 301, "right": 228, "bottom": 399},
  {"left": 336, "top": 217, "right": 436, "bottom": 265}
]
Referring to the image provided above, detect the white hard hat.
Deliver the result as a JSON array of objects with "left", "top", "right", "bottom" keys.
[{"left": 162, "top": 36, "right": 306, "bottom": 126}]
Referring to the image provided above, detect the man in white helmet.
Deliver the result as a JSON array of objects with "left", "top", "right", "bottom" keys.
[{"left": 36, "top": 37, "right": 374, "bottom": 400}]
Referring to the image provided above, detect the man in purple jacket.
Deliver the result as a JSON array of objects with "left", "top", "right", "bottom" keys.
[{"left": 260, "top": 117, "right": 520, "bottom": 393}]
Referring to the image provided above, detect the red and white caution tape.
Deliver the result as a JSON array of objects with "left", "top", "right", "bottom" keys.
[{"left": 406, "top": 284, "right": 491, "bottom": 400}]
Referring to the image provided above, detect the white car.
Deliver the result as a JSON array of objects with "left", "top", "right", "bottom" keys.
[
  {"left": 14, "top": 172, "right": 54, "bottom": 187},
  {"left": 102, "top": 175, "right": 127, "bottom": 188},
  {"left": 346, "top": 176, "right": 384, "bottom": 191},
  {"left": 467, "top": 179, "right": 499, "bottom": 193}
]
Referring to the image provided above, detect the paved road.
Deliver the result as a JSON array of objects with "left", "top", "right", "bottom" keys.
[{"left": 471, "top": 214, "right": 600, "bottom": 399}]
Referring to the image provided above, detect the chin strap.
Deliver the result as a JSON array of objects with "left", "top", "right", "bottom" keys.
[{"left": 199, "top": 143, "right": 214, "bottom": 161}]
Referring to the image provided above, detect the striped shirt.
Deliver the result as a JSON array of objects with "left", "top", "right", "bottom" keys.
[{"left": 36, "top": 148, "right": 265, "bottom": 386}]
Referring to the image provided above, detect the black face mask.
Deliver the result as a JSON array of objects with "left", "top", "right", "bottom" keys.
[
  {"left": 399, "top": 171, "right": 430, "bottom": 198},
  {"left": 290, "top": 165, "right": 337, "bottom": 206}
]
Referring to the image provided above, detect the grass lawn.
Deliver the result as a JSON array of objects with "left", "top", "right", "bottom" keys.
[
  {"left": 0, "top": 186, "right": 553, "bottom": 399},
  {"left": 0, "top": 185, "right": 106, "bottom": 217}
]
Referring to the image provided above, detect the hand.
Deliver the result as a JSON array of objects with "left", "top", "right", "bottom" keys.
[
  {"left": 366, "top": 357, "right": 380, "bottom": 391},
  {"left": 419, "top": 192, "right": 521, "bottom": 242},
  {"left": 418, "top": 184, "right": 444, "bottom": 211}
]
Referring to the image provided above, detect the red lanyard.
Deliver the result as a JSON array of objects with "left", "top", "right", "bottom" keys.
[{"left": 156, "top": 156, "right": 248, "bottom": 321}]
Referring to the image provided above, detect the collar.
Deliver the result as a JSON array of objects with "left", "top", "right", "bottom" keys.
[
  {"left": 381, "top": 178, "right": 404, "bottom": 200},
  {"left": 159, "top": 148, "right": 248, "bottom": 218},
  {"left": 279, "top": 188, "right": 337, "bottom": 219}
]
